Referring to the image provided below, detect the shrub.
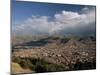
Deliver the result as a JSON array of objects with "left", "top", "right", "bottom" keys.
[
  {"left": 12, "top": 57, "right": 22, "bottom": 63},
  {"left": 19, "top": 58, "right": 35, "bottom": 70},
  {"left": 12, "top": 57, "right": 67, "bottom": 73},
  {"left": 72, "top": 60, "right": 96, "bottom": 70}
]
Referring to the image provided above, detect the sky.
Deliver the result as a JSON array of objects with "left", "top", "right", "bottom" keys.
[{"left": 12, "top": 0, "right": 96, "bottom": 36}]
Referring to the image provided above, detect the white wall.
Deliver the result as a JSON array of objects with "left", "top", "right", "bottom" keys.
[{"left": 0, "top": 0, "right": 99, "bottom": 75}]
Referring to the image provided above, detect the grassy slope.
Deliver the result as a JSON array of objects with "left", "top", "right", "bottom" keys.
[{"left": 11, "top": 62, "right": 32, "bottom": 74}]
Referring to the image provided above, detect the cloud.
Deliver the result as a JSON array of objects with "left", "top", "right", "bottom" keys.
[{"left": 12, "top": 7, "right": 96, "bottom": 36}]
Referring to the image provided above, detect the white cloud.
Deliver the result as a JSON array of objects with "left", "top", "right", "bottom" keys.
[{"left": 12, "top": 7, "right": 96, "bottom": 36}]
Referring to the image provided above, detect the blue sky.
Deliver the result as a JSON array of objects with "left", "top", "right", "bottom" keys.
[
  {"left": 12, "top": 0, "right": 96, "bottom": 36},
  {"left": 12, "top": 0, "right": 87, "bottom": 23}
]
